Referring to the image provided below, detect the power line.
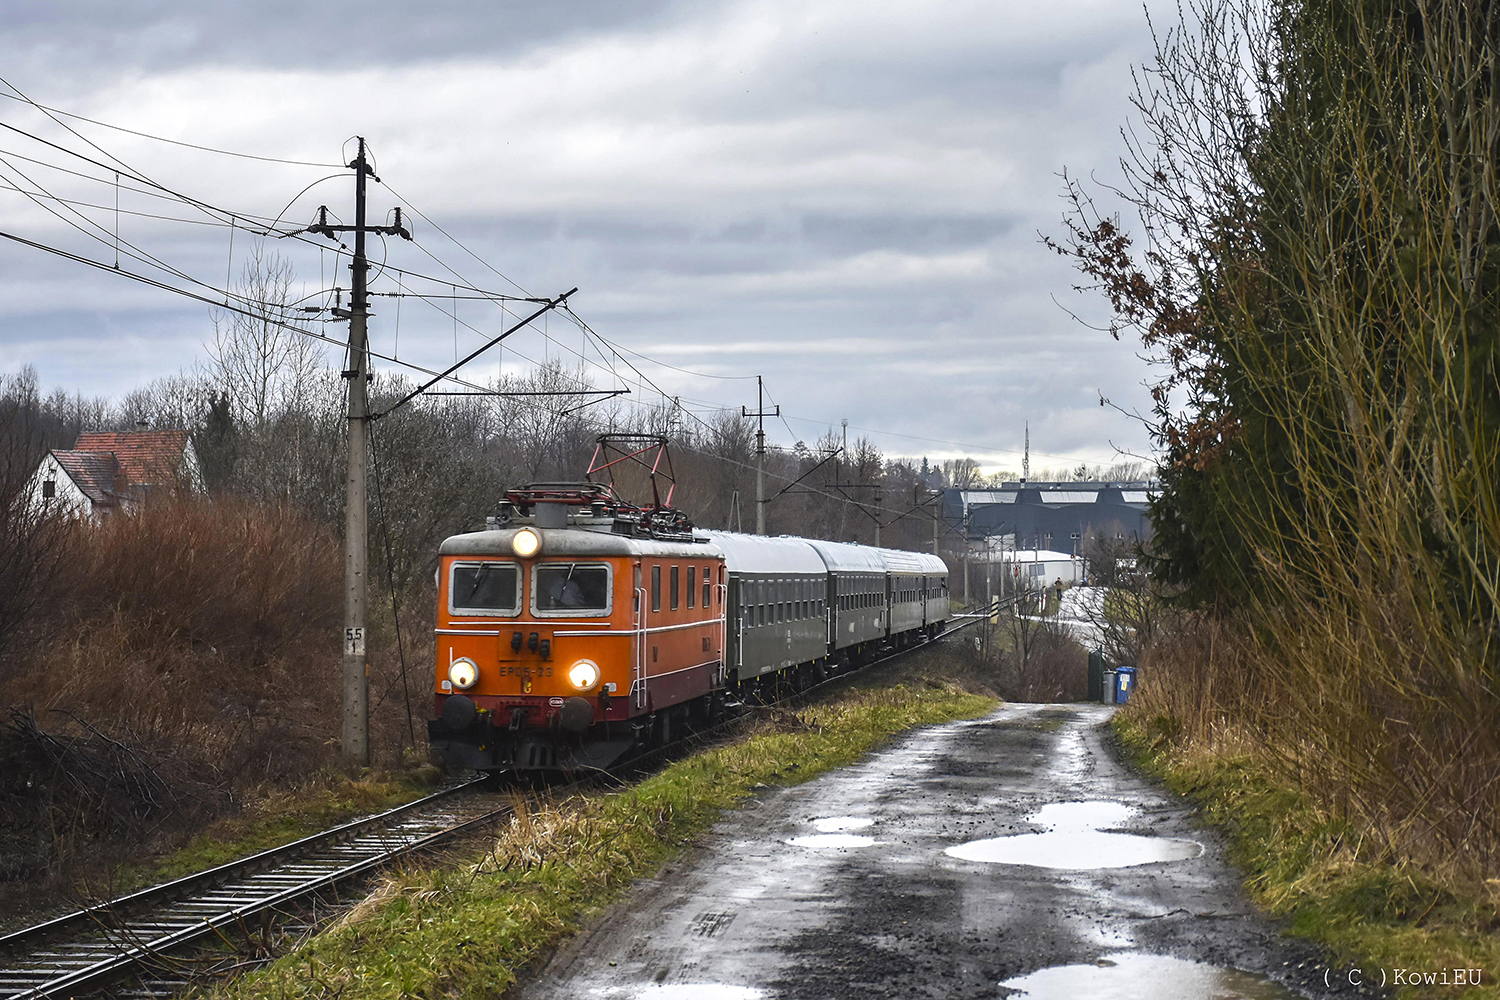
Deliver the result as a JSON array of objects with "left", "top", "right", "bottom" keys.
[
  {"left": 0, "top": 90, "right": 345, "bottom": 168},
  {"left": 0, "top": 225, "right": 534, "bottom": 402},
  {"left": 376, "top": 177, "right": 533, "bottom": 297},
  {"left": 0, "top": 114, "right": 309, "bottom": 237},
  {"left": 0, "top": 178, "right": 254, "bottom": 227}
]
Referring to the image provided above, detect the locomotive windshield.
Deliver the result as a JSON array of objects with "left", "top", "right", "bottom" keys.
[
  {"left": 534, "top": 563, "right": 611, "bottom": 614},
  {"left": 449, "top": 561, "right": 520, "bottom": 615}
]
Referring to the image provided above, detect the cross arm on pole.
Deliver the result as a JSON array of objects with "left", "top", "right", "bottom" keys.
[{"left": 371, "top": 286, "right": 578, "bottom": 419}]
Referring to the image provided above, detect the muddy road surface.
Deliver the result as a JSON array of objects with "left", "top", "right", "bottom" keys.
[{"left": 523, "top": 703, "right": 1381, "bottom": 999}]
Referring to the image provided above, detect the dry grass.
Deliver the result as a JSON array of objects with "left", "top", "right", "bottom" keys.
[
  {"left": 1129, "top": 611, "right": 1500, "bottom": 892},
  {"left": 1117, "top": 707, "right": 1500, "bottom": 999}
]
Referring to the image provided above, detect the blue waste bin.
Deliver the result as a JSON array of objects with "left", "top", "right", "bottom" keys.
[
  {"left": 1114, "top": 666, "right": 1137, "bottom": 704},
  {"left": 1101, "top": 669, "right": 1117, "bottom": 704}
]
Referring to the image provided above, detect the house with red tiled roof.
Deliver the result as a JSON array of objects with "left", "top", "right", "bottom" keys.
[{"left": 28, "top": 429, "right": 204, "bottom": 520}]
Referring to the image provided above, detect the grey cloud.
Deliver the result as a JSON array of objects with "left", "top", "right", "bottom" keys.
[
  {"left": 0, "top": 1, "right": 690, "bottom": 76},
  {"left": 0, "top": 0, "right": 1168, "bottom": 467}
]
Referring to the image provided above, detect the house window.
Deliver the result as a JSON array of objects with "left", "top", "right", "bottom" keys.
[
  {"left": 670, "top": 566, "right": 680, "bottom": 611},
  {"left": 651, "top": 565, "right": 662, "bottom": 612},
  {"left": 42, "top": 479, "right": 55, "bottom": 499}
]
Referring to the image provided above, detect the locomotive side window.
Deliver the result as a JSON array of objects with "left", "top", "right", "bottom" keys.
[
  {"left": 449, "top": 561, "right": 520, "bottom": 616},
  {"left": 534, "top": 563, "right": 612, "bottom": 615},
  {"left": 651, "top": 565, "right": 662, "bottom": 612},
  {"left": 704, "top": 572, "right": 712, "bottom": 608},
  {"left": 670, "top": 566, "right": 680, "bottom": 611},
  {"left": 687, "top": 566, "right": 696, "bottom": 608}
]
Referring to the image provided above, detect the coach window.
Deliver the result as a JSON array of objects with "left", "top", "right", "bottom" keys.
[
  {"left": 651, "top": 565, "right": 662, "bottom": 613},
  {"left": 670, "top": 566, "right": 680, "bottom": 611},
  {"left": 687, "top": 566, "right": 696, "bottom": 608}
]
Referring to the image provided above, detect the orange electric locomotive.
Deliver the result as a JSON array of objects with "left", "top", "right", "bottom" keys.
[{"left": 427, "top": 483, "right": 727, "bottom": 771}]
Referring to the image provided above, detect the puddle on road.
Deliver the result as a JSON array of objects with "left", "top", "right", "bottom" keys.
[
  {"left": 1034, "top": 800, "right": 1134, "bottom": 829},
  {"left": 812, "top": 816, "right": 874, "bottom": 832},
  {"left": 611, "top": 987, "right": 765, "bottom": 1000},
  {"left": 999, "top": 952, "right": 1298, "bottom": 999},
  {"left": 786, "top": 834, "right": 877, "bottom": 848},
  {"left": 945, "top": 800, "right": 1202, "bottom": 870}
]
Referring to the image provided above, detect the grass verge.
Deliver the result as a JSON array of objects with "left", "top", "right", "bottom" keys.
[
  {"left": 1115, "top": 712, "right": 1500, "bottom": 999},
  {"left": 194, "top": 677, "right": 996, "bottom": 1000}
]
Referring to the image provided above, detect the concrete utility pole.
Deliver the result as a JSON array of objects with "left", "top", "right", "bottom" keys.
[
  {"left": 310, "top": 138, "right": 412, "bottom": 767},
  {"left": 742, "top": 375, "right": 778, "bottom": 535},
  {"left": 962, "top": 508, "right": 971, "bottom": 605},
  {"left": 342, "top": 140, "right": 373, "bottom": 767},
  {"left": 932, "top": 491, "right": 941, "bottom": 554}
]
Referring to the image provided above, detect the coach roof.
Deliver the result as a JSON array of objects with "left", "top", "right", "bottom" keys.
[
  {"left": 878, "top": 549, "right": 948, "bottom": 576},
  {"left": 803, "top": 538, "right": 888, "bottom": 574},
  {"left": 696, "top": 530, "right": 827, "bottom": 575}
]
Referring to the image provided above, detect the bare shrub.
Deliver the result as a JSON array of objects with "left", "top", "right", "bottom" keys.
[{"left": 0, "top": 497, "right": 355, "bottom": 887}]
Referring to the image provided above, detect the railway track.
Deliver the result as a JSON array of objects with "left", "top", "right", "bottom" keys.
[
  {"left": 0, "top": 618, "right": 993, "bottom": 999},
  {"left": 0, "top": 777, "right": 511, "bottom": 999}
]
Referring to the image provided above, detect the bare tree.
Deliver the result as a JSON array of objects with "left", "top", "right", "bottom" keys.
[{"left": 206, "top": 246, "right": 324, "bottom": 435}]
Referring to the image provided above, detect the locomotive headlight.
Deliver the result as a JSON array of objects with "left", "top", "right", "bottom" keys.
[
  {"left": 511, "top": 527, "right": 542, "bottom": 558},
  {"left": 447, "top": 657, "right": 479, "bottom": 690},
  {"left": 567, "top": 659, "right": 600, "bottom": 691}
]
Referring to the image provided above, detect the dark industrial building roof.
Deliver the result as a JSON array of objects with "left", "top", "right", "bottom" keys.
[{"left": 942, "top": 481, "right": 1154, "bottom": 554}]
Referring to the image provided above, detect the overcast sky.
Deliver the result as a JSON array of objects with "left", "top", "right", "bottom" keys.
[{"left": 0, "top": 1, "right": 1164, "bottom": 473}]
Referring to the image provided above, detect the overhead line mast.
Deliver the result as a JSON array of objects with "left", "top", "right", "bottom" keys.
[
  {"left": 310, "top": 138, "right": 412, "bottom": 767},
  {"left": 742, "top": 375, "right": 779, "bottom": 535}
]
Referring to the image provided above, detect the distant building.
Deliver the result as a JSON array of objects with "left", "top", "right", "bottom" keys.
[
  {"left": 942, "top": 481, "right": 1154, "bottom": 557},
  {"left": 998, "top": 548, "right": 1086, "bottom": 586},
  {"left": 27, "top": 430, "right": 204, "bottom": 520}
]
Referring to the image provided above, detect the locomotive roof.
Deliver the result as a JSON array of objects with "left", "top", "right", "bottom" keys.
[
  {"left": 695, "top": 530, "right": 827, "bottom": 575},
  {"left": 439, "top": 526, "right": 721, "bottom": 560}
]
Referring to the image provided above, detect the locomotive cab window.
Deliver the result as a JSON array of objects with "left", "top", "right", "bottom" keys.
[
  {"left": 449, "top": 561, "right": 520, "bottom": 616},
  {"left": 534, "top": 563, "right": 612, "bottom": 615}
]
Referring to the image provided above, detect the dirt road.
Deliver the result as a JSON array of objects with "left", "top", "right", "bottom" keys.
[{"left": 523, "top": 702, "right": 1382, "bottom": 999}]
